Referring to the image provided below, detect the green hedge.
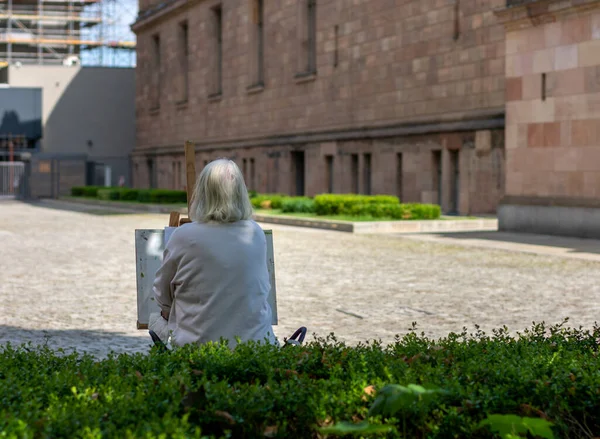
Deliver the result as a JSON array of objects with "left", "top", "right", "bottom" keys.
[
  {"left": 281, "top": 197, "right": 315, "bottom": 213},
  {"left": 313, "top": 195, "right": 440, "bottom": 220},
  {"left": 250, "top": 194, "right": 287, "bottom": 210},
  {"left": 314, "top": 195, "right": 401, "bottom": 216},
  {"left": 71, "top": 187, "right": 187, "bottom": 204},
  {"left": 71, "top": 186, "right": 108, "bottom": 198},
  {"left": 1, "top": 321, "right": 598, "bottom": 438},
  {"left": 71, "top": 187, "right": 439, "bottom": 218}
]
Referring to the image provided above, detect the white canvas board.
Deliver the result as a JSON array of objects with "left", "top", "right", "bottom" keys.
[{"left": 135, "top": 228, "right": 278, "bottom": 328}]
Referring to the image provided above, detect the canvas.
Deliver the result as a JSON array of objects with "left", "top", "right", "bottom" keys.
[{"left": 135, "top": 228, "right": 278, "bottom": 329}]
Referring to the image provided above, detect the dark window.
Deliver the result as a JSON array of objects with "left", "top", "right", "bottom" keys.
[
  {"left": 306, "top": 0, "right": 316, "bottom": 73},
  {"left": 351, "top": 154, "right": 359, "bottom": 193},
  {"left": 256, "top": 0, "right": 264, "bottom": 85},
  {"left": 211, "top": 5, "right": 223, "bottom": 96},
  {"left": 333, "top": 24, "right": 339, "bottom": 67},
  {"left": 453, "top": 0, "right": 460, "bottom": 40},
  {"left": 363, "top": 153, "right": 371, "bottom": 195},
  {"left": 325, "top": 155, "right": 334, "bottom": 193},
  {"left": 432, "top": 151, "right": 442, "bottom": 206},
  {"left": 396, "top": 153, "right": 403, "bottom": 201},
  {"left": 291, "top": 151, "right": 305, "bottom": 196},
  {"left": 179, "top": 21, "right": 189, "bottom": 102},
  {"left": 151, "top": 34, "right": 161, "bottom": 109},
  {"left": 541, "top": 73, "right": 547, "bottom": 101},
  {"left": 250, "top": 158, "right": 256, "bottom": 190}
]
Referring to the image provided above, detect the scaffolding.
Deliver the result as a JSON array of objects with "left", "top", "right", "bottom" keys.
[{"left": 0, "top": 0, "right": 136, "bottom": 67}]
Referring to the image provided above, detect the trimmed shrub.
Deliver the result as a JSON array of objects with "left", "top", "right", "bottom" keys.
[
  {"left": 314, "top": 194, "right": 400, "bottom": 216},
  {"left": 1, "top": 322, "right": 599, "bottom": 438},
  {"left": 248, "top": 190, "right": 258, "bottom": 199},
  {"left": 71, "top": 186, "right": 85, "bottom": 196},
  {"left": 281, "top": 197, "right": 315, "bottom": 213},
  {"left": 144, "top": 189, "right": 187, "bottom": 204},
  {"left": 344, "top": 203, "right": 441, "bottom": 220},
  {"left": 137, "top": 189, "right": 152, "bottom": 203},
  {"left": 96, "top": 188, "right": 120, "bottom": 201},
  {"left": 71, "top": 186, "right": 105, "bottom": 198},
  {"left": 119, "top": 189, "right": 139, "bottom": 201},
  {"left": 251, "top": 194, "right": 286, "bottom": 210},
  {"left": 402, "top": 203, "right": 441, "bottom": 220}
]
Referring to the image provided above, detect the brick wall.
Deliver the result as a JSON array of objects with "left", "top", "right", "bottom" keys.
[
  {"left": 133, "top": 0, "right": 506, "bottom": 150},
  {"left": 503, "top": 3, "right": 600, "bottom": 200},
  {"left": 131, "top": 0, "right": 507, "bottom": 214}
]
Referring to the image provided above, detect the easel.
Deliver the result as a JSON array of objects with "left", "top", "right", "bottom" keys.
[
  {"left": 168, "top": 140, "right": 196, "bottom": 227},
  {"left": 135, "top": 142, "right": 279, "bottom": 330}
]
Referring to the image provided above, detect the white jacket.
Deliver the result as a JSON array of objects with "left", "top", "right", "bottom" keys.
[{"left": 152, "top": 220, "right": 277, "bottom": 349}]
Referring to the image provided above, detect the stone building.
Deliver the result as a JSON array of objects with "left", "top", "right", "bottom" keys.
[
  {"left": 131, "top": 0, "right": 507, "bottom": 215},
  {"left": 495, "top": 0, "right": 600, "bottom": 238}
]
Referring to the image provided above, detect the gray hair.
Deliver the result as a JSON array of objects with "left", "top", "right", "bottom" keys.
[{"left": 189, "top": 158, "right": 253, "bottom": 223}]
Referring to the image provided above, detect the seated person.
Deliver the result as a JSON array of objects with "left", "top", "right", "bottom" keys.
[{"left": 150, "top": 158, "right": 278, "bottom": 349}]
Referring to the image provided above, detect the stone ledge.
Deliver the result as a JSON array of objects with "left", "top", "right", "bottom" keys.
[{"left": 254, "top": 213, "right": 498, "bottom": 234}]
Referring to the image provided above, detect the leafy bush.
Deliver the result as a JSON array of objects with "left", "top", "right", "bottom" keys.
[
  {"left": 280, "top": 197, "right": 315, "bottom": 213},
  {"left": 1, "top": 321, "right": 599, "bottom": 438},
  {"left": 137, "top": 189, "right": 152, "bottom": 203},
  {"left": 250, "top": 194, "right": 286, "bottom": 210},
  {"left": 144, "top": 189, "right": 187, "bottom": 204},
  {"left": 71, "top": 186, "right": 106, "bottom": 197},
  {"left": 248, "top": 190, "right": 258, "bottom": 199},
  {"left": 401, "top": 203, "right": 441, "bottom": 220},
  {"left": 314, "top": 194, "right": 400, "bottom": 216},
  {"left": 312, "top": 195, "right": 440, "bottom": 219},
  {"left": 97, "top": 188, "right": 120, "bottom": 201}
]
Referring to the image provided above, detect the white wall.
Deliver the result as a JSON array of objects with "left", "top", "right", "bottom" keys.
[{"left": 8, "top": 65, "right": 136, "bottom": 184}]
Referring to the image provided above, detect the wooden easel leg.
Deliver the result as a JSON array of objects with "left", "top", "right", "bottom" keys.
[
  {"left": 184, "top": 141, "right": 197, "bottom": 218},
  {"left": 169, "top": 211, "right": 180, "bottom": 227}
]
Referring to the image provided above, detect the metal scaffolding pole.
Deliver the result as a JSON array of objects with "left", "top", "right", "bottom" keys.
[
  {"left": 7, "top": 0, "right": 12, "bottom": 64},
  {"left": 68, "top": 0, "right": 74, "bottom": 56},
  {"left": 38, "top": 0, "right": 43, "bottom": 63}
]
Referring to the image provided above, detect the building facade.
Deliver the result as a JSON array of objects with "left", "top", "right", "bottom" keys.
[
  {"left": 492, "top": 0, "right": 600, "bottom": 238},
  {"left": 132, "top": 0, "right": 507, "bottom": 215},
  {"left": 1, "top": 65, "right": 136, "bottom": 196}
]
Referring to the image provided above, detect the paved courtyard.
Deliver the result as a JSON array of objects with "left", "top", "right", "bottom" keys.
[{"left": 1, "top": 199, "right": 600, "bottom": 358}]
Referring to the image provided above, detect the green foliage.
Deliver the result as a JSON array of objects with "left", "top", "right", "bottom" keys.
[
  {"left": 97, "top": 189, "right": 121, "bottom": 201},
  {"left": 248, "top": 190, "right": 258, "bottom": 199},
  {"left": 250, "top": 194, "right": 287, "bottom": 210},
  {"left": 119, "top": 189, "right": 140, "bottom": 201},
  {"left": 71, "top": 187, "right": 439, "bottom": 218},
  {"left": 314, "top": 194, "right": 401, "bottom": 216},
  {"left": 280, "top": 197, "right": 315, "bottom": 213},
  {"left": 71, "top": 186, "right": 186, "bottom": 204},
  {"left": 479, "top": 414, "right": 555, "bottom": 439},
  {"left": 144, "top": 189, "right": 187, "bottom": 204},
  {"left": 71, "top": 186, "right": 105, "bottom": 197},
  {"left": 313, "top": 195, "right": 440, "bottom": 220},
  {"left": 1, "top": 321, "right": 599, "bottom": 438},
  {"left": 318, "top": 421, "right": 396, "bottom": 436}
]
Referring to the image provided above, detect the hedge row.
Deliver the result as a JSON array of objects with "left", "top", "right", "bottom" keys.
[
  {"left": 72, "top": 187, "right": 187, "bottom": 204},
  {"left": 253, "top": 193, "right": 441, "bottom": 220},
  {"left": 1, "top": 321, "right": 598, "bottom": 438},
  {"left": 72, "top": 187, "right": 441, "bottom": 219}
]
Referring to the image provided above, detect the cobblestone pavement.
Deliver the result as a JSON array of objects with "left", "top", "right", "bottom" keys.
[{"left": 1, "top": 200, "right": 599, "bottom": 358}]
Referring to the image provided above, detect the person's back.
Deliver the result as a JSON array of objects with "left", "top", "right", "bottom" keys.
[{"left": 152, "top": 158, "right": 277, "bottom": 348}]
